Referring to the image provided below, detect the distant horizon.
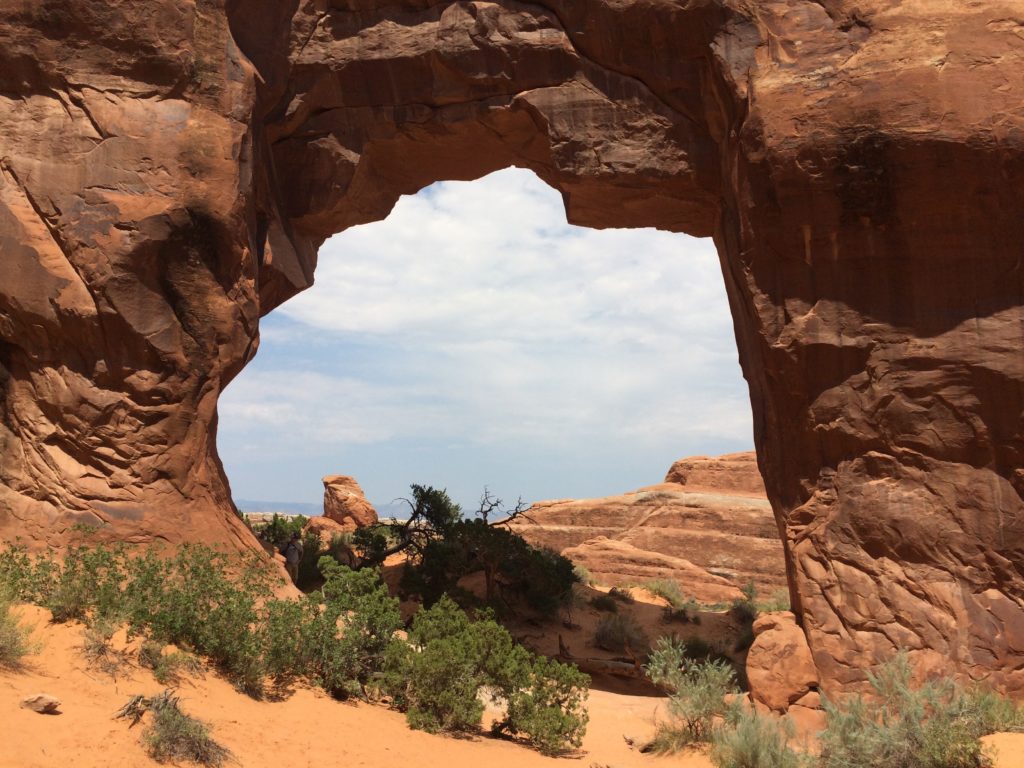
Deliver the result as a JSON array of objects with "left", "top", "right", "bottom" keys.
[{"left": 218, "top": 168, "right": 754, "bottom": 513}]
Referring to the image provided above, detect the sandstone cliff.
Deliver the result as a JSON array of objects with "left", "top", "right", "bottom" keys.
[
  {"left": 512, "top": 453, "right": 787, "bottom": 602},
  {"left": 1, "top": 0, "right": 1022, "bottom": 696}
]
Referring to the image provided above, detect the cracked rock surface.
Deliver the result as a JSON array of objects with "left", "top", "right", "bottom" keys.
[{"left": 0, "top": 0, "right": 1022, "bottom": 697}]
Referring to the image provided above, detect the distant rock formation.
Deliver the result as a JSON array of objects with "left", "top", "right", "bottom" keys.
[
  {"left": 322, "top": 475, "right": 378, "bottom": 531},
  {"left": 665, "top": 452, "right": 766, "bottom": 496},
  {"left": 563, "top": 537, "right": 744, "bottom": 605},
  {"left": 511, "top": 452, "right": 787, "bottom": 600}
]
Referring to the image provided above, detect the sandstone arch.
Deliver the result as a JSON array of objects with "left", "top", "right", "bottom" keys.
[{"left": 1, "top": 1, "right": 1022, "bottom": 696}]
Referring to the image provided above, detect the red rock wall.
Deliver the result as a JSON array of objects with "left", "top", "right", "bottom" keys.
[{"left": 1, "top": 1, "right": 1022, "bottom": 696}]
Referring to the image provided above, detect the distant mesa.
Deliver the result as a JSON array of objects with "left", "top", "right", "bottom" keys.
[
  {"left": 322, "top": 475, "right": 379, "bottom": 531},
  {"left": 511, "top": 452, "right": 787, "bottom": 601}
]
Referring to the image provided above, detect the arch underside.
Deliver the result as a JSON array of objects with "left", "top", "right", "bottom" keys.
[{"left": 0, "top": 0, "right": 1022, "bottom": 697}]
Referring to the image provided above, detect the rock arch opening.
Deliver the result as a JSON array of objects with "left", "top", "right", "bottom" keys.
[{"left": 218, "top": 167, "right": 752, "bottom": 513}]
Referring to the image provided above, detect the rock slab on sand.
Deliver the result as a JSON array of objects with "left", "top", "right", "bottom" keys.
[{"left": 20, "top": 694, "right": 60, "bottom": 715}]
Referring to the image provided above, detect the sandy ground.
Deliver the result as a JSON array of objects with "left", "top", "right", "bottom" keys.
[{"left": 2, "top": 603, "right": 1022, "bottom": 768}]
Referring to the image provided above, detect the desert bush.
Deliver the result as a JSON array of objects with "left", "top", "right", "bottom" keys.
[
  {"left": 499, "top": 653, "right": 590, "bottom": 754},
  {"left": 139, "top": 640, "right": 202, "bottom": 685},
  {"left": 47, "top": 545, "right": 126, "bottom": 623},
  {"left": 758, "top": 589, "right": 791, "bottom": 613},
  {"left": 304, "top": 559, "right": 405, "bottom": 699},
  {"left": 608, "top": 586, "right": 634, "bottom": 604},
  {"left": 590, "top": 593, "right": 618, "bottom": 613},
  {"left": 593, "top": 614, "right": 649, "bottom": 654},
  {"left": 645, "top": 579, "right": 686, "bottom": 607},
  {"left": 730, "top": 582, "right": 759, "bottom": 625},
  {"left": 81, "top": 618, "right": 130, "bottom": 676},
  {"left": 819, "top": 652, "right": 1024, "bottom": 768},
  {"left": 0, "top": 595, "right": 34, "bottom": 668},
  {"left": 573, "top": 564, "right": 594, "bottom": 587},
  {"left": 646, "top": 636, "right": 739, "bottom": 751},
  {"left": 711, "top": 709, "right": 806, "bottom": 768},
  {"left": 391, "top": 595, "right": 589, "bottom": 753},
  {"left": 118, "top": 691, "right": 232, "bottom": 767}
]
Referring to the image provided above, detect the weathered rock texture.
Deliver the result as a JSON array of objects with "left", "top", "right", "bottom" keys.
[
  {"left": 322, "top": 474, "right": 377, "bottom": 530},
  {"left": 562, "top": 536, "right": 746, "bottom": 604},
  {"left": 746, "top": 611, "right": 819, "bottom": 713},
  {"left": 511, "top": 453, "right": 787, "bottom": 598},
  {"left": 1, "top": 1, "right": 1023, "bottom": 696}
]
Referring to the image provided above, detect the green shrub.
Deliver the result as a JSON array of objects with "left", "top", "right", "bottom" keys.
[
  {"left": 139, "top": 640, "right": 202, "bottom": 686},
  {"left": 711, "top": 709, "right": 806, "bottom": 768},
  {"left": 260, "top": 597, "right": 315, "bottom": 683},
  {"left": 392, "top": 595, "right": 589, "bottom": 753},
  {"left": 819, "top": 652, "right": 1024, "bottom": 768},
  {"left": 608, "top": 586, "right": 634, "bottom": 604},
  {"left": 573, "top": 564, "right": 594, "bottom": 587},
  {"left": 645, "top": 579, "right": 686, "bottom": 607},
  {"left": 646, "top": 636, "right": 739, "bottom": 751},
  {"left": 500, "top": 653, "right": 590, "bottom": 754},
  {"left": 0, "top": 596, "right": 34, "bottom": 668},
  {"left": 590, "top": 594, "right": 618, "bottom": 613},
  {"left": 397, "top": 596, "right": 509, "bottom": 732},
  {"left": 81, "top": 618, "right": 130, "bottom": 676},
  {"left": 118, "top": 691, "right": 232, "bottom": 767},
  {"left": 593, "top": 614, "right": 648, "bottom": 654},
  {"left": 305, "top": 559, "right": 405, "bottom": 699},
  {"left": 758, "top": 589, "right": 791, "bottom": 613}
]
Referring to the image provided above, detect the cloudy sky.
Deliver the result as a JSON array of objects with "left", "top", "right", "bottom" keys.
[{"left": 217, "top": 168, "right": 753, "bottom": 513}]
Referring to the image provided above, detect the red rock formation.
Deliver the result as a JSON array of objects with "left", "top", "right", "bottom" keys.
[
  {"left": 562, "top": 536, "right": 745, "bottom": 605},
  {"left": 665, "top": 452, "right": 766, "bottom": 496},
  {"left": 1, "top": 1, "right": 1022, "bottom": 696},
  {"left": 322, "top": 475, "right": 377, "bottom": 531},
  {"left": 511, "top": 455, "right": 788, "bottom": 598},
  {"left": 746, "top": 612, "right": 819, "bottom": 713}
]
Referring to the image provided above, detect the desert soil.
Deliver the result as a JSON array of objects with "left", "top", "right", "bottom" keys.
[{"left": 2, "top": 602, "right": 1022, "bottom": 768}]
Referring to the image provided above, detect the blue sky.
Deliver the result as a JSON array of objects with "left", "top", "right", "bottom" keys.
[{"left": 217, "top": 168, "right": 753, "bottom": 513}]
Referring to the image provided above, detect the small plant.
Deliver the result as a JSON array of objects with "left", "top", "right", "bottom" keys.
[
  {"left": 711, "top": 709, "right": 807, "bottom": 768},
  {"left": 646, "top": 636, "right": 739, "bottom": 751},
  {"left": 573, "top": 564, "right": 594, "bottom": 587},
  {"left": 593, "top": 614, "right": 648, "bottom": 654},
  {"left": 139, "top": 640, "right": 202, "bottom": 685},
  {"left": 116, "top": 690, "right": 232, "bottom": 767},
  {"left": 0, "top": 595, "right": 34, "bottom": 668},
  {"left": 758, "top": 589, "right": 791, "bottom": 613},
  {"left": 81, "top": 619, "right": 129, "bottom": 677},
  {"left": 590, "top": 594, "right": 619, "bottom": 613},
  {"left": 608, "top": 586, "right": 635, "bottom": 604},
  {"left": 644, "top": 579, "right": 686, "bottom": 607},
  {"left": 819, "top": 652, "right": 1024, "bottom": 768}
]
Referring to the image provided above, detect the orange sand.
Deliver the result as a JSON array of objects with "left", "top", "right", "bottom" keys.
[{"left": 2, "top": 603, "right": 1022, "bottom": 768}]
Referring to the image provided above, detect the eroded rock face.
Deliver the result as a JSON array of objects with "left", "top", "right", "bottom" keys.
[
  {"left": 746, "top": 612, "right": 819, "bottom": 713},
  {"left": 322, "top": 475, "right": 377, "bottom": 530},
  {"left": 511, "top": 454, "right": 787, "bottom": 598},
  {"left": 562, "top": 536, "right": 746, "bottom": 605},
  {"left": 1, "top": 1, "right": 1022, "bottom": 696}
]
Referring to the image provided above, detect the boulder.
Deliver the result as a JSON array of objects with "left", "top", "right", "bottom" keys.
[
  {"left": 746, "top": 613, "right": 819, "bottom": 713},
  {"left": 21, "top": 694, "right": 61, "bottom": 715},
  {"left": 322, "top": 476, "right": 378, "bottom": 531}
]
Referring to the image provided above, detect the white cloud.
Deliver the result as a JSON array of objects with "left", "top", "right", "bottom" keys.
[{"left": 218, "top": 168, "right": 752, "bottom": 505}]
